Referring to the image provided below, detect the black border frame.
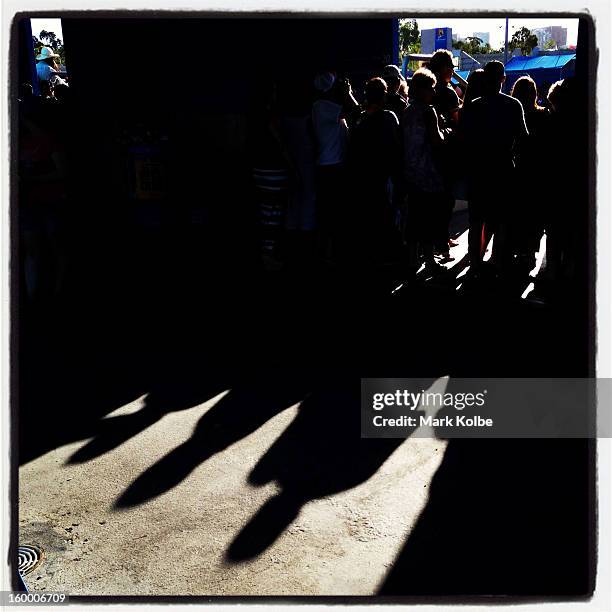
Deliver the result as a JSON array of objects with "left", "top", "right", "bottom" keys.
[{"left": 8, "top": 10, "right": 598, "bottom": 604}]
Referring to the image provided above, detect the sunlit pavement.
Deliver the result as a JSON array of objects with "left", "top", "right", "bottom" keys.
[
  {"left": 19, "top": 390, "right": 447, "bottom": 596},
  {"left": 18, "top": 207, "right": 551, "bottom": 596},
  {"left": 419, "top": 208, "right": 546, "bottom": 298}
]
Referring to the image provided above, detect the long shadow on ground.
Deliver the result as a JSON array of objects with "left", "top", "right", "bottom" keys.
[
  {"left": 225, "top": 379, "right": 426, "bottom": 562},
  {"left": 113, "top": 373, "right": 313, "bottom": 509}
]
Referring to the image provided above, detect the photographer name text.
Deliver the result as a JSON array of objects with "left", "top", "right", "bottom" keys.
[{"left": 372, "top": 414, "right": 493, "bottom": 428}]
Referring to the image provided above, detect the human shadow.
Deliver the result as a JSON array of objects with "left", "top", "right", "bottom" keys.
[
  {"left": 113, "top": 374, "right": 312, "bottom": 509},
  {"left": 66, "top": 371, "right": 233, "bottom": 464},
  {"left": 18, "top": 336, "right": 149, "bottom": 466},
  {"left": 225, "top": 380, "right": 423, "bottom": 562}
]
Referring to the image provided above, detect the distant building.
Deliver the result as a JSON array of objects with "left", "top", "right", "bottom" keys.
[
  {"left": 550, "top": 26, "right": 568, "bottom": 47},
  {"left": 473, "top": 32, "right": 490, "bottom": 46},
  {"left": 532, "top": 28, "right": 550, "bottom": 47},
  {"left": 532, "top": 26, "right": 568, "bottom": 49}
]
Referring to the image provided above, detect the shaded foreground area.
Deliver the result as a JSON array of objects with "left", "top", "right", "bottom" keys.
[{"left": 17, "top": 216, "right": 594, "bottom": 596}]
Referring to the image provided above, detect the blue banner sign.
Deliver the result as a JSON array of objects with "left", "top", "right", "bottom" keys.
[{"left": 435, "top": 27, "right": 450, "bottom": 50}]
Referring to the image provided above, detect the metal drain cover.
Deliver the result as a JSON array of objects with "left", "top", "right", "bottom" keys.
[{"left": 18, "top": 544, "right": 44, "bottom": 575}]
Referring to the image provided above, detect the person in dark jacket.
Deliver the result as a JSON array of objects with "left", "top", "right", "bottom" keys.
[
  {"left": 382, "top": 64, "right": 408, "bottom": 122},
  {"left": 348, "top": 77, "right": 402, "bottom": 266},
  {"left": 509, "top": 75, "right": 551, "bottom": 269},
  {"left": 461, "top": 61, "right": 529, "bottom": 276}
]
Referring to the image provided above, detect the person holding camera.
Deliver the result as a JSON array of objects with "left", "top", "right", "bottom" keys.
[{"left": 311, "top": 71, "right": 359, "bottom": 262}]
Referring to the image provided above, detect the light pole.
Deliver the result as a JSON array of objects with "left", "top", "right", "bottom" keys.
[{"left": 504, "top": 17, "right": 509, "bottom": 64}]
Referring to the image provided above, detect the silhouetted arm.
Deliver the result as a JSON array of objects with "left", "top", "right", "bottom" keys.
[{"left": 425, "top": 106, "right": 445, "bottom": 146}]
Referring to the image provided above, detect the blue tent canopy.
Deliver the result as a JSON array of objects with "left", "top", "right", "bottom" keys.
[
  {"left": 503, "top": 54, "right": 576, "bottom": 95},
  {"left": 505, "top": 54, "right": 576, "bottom": 71}
]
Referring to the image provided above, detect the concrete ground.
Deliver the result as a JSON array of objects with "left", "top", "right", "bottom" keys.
[
  {"left": 19, "top": 214, "right": 579, "bottom": 598},
  {"left": 19, "top": 390, "right": 447, "bottom": 596},
  {"left": 19, "top": 215, "right": 476, "bottom": 597}
]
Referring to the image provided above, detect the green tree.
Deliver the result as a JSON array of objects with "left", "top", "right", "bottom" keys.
[
  {"left": 453, "top": 36, "right": 483, "bottom": 55},
  {"left": 452, "top": 39, "right": 465, "bottom": 52},
  {"left": 453, "top": 36, "right": 499, "bottom": 56},
  {"left": 33, "top": 30, "right": 66, "bottom": 65},
  {"left": 544, "top": 38, "right": 557, "bottom": 50},
  {"left": 399, "top": 19, "right": 421, "bottom": 69},
  {"left": 509, "top": 27, "right": 538, "bottom": 56}
]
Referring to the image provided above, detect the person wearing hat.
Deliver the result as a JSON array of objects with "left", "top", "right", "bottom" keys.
[
  {"left": 311, "top": 71, "right": 359, "bottom": 262},
  {"left": 381, "top": 64, "right": 408, "bottom": 122},
  {"left": 36, "top": 46, "right": 61, "bottom": 83},
  {"left": 311, "top": 71, "right": 359, "bottom": 168}
]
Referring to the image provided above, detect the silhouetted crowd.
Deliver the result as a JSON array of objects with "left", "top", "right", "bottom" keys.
[
  {"left": 18, "top": 47, "right": 581, "bottom": 306},
  {"left": 250, "top": 49, "right": 580, "bottom": 293},
  {"left": 18, "top": 78, "right": 73, "bottom": 304}
]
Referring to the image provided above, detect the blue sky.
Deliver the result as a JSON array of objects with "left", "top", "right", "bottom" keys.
[{"left": 30, "top": 18, "right": 63, "bottom": 41}]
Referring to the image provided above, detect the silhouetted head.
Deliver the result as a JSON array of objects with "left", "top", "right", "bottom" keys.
[
  {"left": 314, "top": 70, "right": 351, "bottom": 104},
  {"left": 313, "top": 71, "right": 336, "bottom": 95},
  {"left": 464, "top": 69, "right": 486, "bottom": 105},
  {"left": 483, "top": 60, "right": 505, "bottom": 93},
  {"left": 547, "top": 78, "right": 576, "bottom": 114},
  {"left": 429, "top": 49, "right": 454, "bottom": 83},
  {"left": 381, "top": 64, "right": 405, "bottom": 94},
  {"left": 53, "top": 82, "right": 70, "bottom": 103},
  {"left": 364, "top": 77, "right": 387, "bottom": 108},
  {"left": 410, "top": 68, "right": 437, "bottom": 104},
  {"left": 511, "top": 75, "right": 542, "bottom": 112}
]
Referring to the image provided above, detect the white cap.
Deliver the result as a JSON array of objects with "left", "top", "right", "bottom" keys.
[{"left": 313, "top": 72, "right": 336, "bottom": 93}]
